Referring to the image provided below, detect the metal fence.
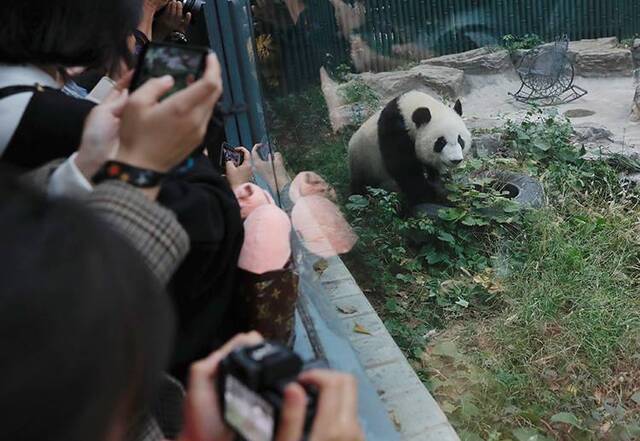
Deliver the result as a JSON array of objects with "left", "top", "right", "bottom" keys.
[{"left": 252, "top": 0, "right": 640, "bottom": 94}]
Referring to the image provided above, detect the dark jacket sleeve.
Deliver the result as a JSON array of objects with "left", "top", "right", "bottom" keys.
[{"left": 158, "top": 154, "right": 246, "bottom": 380}]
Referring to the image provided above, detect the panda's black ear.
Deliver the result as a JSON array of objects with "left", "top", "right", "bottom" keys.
[
  {"left": 412, "top": 107, "right": 431, "bottom": 127},
  {"left": 453, "top": 99, "right": 463, "bottom": 116}
]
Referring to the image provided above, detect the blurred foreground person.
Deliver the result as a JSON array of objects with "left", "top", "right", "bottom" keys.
[{"left": 0, "top": 176, "right": 364, "bottom": 441}]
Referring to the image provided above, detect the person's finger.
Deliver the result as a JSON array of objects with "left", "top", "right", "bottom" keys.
[
  {"left": 190, "top": 331, "right": 263, "bottom": 380},
  {"left": 116, "top": 70, "right": 134, "bottom": 91},
  {"left": 102, "top": 87, "right": 124, "bottom": 105},
  {"left": 165, "top": 54, "right": 221, "bottom": 112},
  {"left": 235, "top": 147, "right": 251, "bottom": 162},
  {"left": 175, "top": 1, "right": 183, "bottom": 17},
  {"left": 185, "top": 11, "right": 192, "bottom": 25},
  {"left": 297, "top": 370, "right": 344, "bottom": 419},
  {"left": 275, "top": 383, "right": 307, "bottom": 441},
  {"left": 109, "top": 89, "right": 129, "bottom": 118},
  {"left": 130, "top": 75, "right": 174, "bottom": 106},
  {"left": 102, "top": 89, "right": 129, "bottom": 118}
]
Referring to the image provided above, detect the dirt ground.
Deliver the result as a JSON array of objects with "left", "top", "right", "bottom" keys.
[{"left": 463, "top": 73, "right": 640, "bottom": 156}]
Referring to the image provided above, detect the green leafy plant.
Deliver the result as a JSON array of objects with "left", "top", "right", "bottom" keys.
[{"left": 502, "top": 34, "right": 544, "bottom": 52}]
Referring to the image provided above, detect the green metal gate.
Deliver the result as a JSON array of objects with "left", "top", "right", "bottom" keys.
[{"left": 252, "top": 0, "right": 640, "bottom": 94}]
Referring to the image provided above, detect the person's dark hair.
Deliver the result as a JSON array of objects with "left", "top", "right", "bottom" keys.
[
  {"left": 0, "top": 174, "right": 174, "bottom": 441},
  {"left": 0, "top": 0, "right": 142, "bottom": 69}
]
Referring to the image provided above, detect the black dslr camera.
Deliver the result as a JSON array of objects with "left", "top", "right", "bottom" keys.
[
  {"left": 180, "top": 0, "right": 204, "bottom": 15},
  {"left": 218, "top": 342, "right": 318, "bottom": 441}
]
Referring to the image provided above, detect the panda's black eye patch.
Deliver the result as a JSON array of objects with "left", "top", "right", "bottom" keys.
[
  {"left": 434, "top": 137, "right": 447, "bottom": 153},
  {"left": 458, "top": 135, "right": 465, "bottom": 149}
]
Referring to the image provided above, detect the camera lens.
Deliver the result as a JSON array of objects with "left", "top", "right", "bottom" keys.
[{"left": 182, "top": 0, "right": 204, "bottom": 15}]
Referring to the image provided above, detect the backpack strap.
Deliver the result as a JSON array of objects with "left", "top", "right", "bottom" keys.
[{"left": 0, "top": 84, "right": 57, "bottom": 100}]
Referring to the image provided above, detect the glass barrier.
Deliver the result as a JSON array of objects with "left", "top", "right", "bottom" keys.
[{"left": 208, "top": 0, "right": 640, "bottom": 439}]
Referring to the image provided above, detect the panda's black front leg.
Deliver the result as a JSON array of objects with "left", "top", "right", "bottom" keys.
[{"left": 392, "top": 165, "right": 448, "bottom": 206}]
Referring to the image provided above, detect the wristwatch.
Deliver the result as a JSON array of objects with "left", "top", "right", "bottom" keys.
[
  {"left": 93, "top": 161, "right": 167, "bottom": 188},
  {"left": 167, "top": 31, "right": 188, "bottom": 45}
]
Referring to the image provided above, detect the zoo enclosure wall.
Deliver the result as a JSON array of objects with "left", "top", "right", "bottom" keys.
[{"left": 252, "top": 0, "right": 640, "bottom": 94}]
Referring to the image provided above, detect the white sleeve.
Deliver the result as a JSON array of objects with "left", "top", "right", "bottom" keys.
[{"left": 47, "top": 153, "right": 93, "bottom": 198}]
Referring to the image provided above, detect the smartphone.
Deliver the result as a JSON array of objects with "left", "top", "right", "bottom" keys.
[
  {"left": 87, "top": 76, "right": 116, "bottom": 103},
  {"left": 220, "top": 142, "right": 244, "bottom": 167},
  {"left": 130, "top": 42, "right": 208, "bottom": 98}
]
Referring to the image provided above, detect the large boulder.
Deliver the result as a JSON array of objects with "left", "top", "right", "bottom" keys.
[
  {"left": 421, "top": 47, "right": 514, "bottom": 74},
  {"left": 512, "top": 37, "right": 633, "bottom": 78},
  {"left": 319, "top": 64, "right": 465, "bottom": 132},
  {"left": 569, "top": 37, "right": 633, "bottom": 77},
  {"left": 357, "top": 64, "right": 465, "bottom": 100}
]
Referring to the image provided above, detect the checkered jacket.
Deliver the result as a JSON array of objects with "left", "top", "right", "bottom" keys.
[
  {"left": 26, "top": 163, "right": 190, "bottom": 284},
  {"left": 26, "top": 163, "right": 190, "bottom": 440}
]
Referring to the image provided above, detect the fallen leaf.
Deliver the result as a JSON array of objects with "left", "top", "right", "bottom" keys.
[
  {"left": 337, "top": 304, "right": 358, "bottom": 315},
  {"left": 631, "top": 391, "right": 640, "bottom": 405},
  {"left": 388, "top": 410, "right": 402, "bottom": 430},
  {"left": 353, "top": 323, "right": 372, "bottom": 335},
  {"left": 551, "top": 412, "right": 583, "bottom": 429},
  {"left": 313, "top": 259, "right": 329, "bottom": 274}
]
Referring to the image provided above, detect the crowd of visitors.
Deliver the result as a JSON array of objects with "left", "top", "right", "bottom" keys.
[{"left": 0, "top": 1, "right": 364, "bottom": 440}]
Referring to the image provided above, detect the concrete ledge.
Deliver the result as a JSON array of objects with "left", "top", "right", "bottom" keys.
[{"left": 316, "top": 256, "right": 460, "bottom": 441}]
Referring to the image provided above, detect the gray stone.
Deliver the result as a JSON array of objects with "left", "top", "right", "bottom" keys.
[
  {"left": 512, "top": 37, "right": 633, "bottom": 78},
  {"left": 472, "top": 133, "right": 503, "bottom": 157},
  {"left": 421, "top": 47, "right": 514, "bottom": 74},
  {"left": 573, "top": 49, "right": 633, "bottom": 77},
  {"left": 357, "top": 64, "right": 465, "bottom": 100},
  {"left": 568, "top": 37, "right": 633, "bottom": 77},
  {"left": 568, "top": 36, "right": 619, "bottom": 52},
  {"left": 572, "top": 123, "right": 615, "bottom": 143}
]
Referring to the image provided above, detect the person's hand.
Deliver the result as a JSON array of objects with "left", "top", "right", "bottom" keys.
[
  {"left": 117, "top": 53, "right": 223, "bottom": 173},
  {"left": 298, "top": 370, "right": 364, "bottom": 441},
  {"left": 179, "top": 332, "right": 264, "bottom": 441},
  {"left": 225, "top": 147, "right": 253, "bottom": 189},
  {"left": 156, "top": 0, "right": 192, "bottom": 36},
  {"left": 145, "top": 0, "right": 170, "bottom": 11},
  {"left": 74, "top": 86, "right": 129, "bottom": 181}
]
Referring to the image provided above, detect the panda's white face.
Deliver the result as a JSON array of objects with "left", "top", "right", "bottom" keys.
[
  {"left": 398, "top": 92, "right": 472, "bottom": 172},
  {"left": 415, "top": 116, "right": 472, "bottom": 171}
]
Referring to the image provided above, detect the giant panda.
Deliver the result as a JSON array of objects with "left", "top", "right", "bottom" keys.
[{"left": 348, "top": 91, "right": 472, "bottom": 205}]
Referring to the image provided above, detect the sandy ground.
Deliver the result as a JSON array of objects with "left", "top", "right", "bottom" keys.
[{"left": 461, "top": 73, "right": 640, "bottom": 156}]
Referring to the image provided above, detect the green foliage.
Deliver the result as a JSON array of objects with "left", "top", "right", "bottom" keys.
[
  {"left": 339, "top": 80, "right": 380, "bottom": 125},
  {"left": 502, "top": 34, "right": 544, "bottom": 52},
  {"left": 333, "top": 63, "right": 353, "bottom": 83}
]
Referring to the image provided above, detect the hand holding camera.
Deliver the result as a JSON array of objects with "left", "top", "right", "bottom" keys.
[{"left": 180, "top": 333, "right": 365, "bottom": 441}]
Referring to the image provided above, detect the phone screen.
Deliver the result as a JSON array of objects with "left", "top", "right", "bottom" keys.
[
  {"left": 224, "top": 375, "right": 275, "bottom": 441},
  {"left": 220, "top": 142, "right": 244, "bottom": 167},
  {"left": 131, "top": 42, "right": 208, "bottom": 97}
]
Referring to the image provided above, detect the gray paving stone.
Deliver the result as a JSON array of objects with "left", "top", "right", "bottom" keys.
[
  {"left": 407, "top": 424, "right": 461, "bottom": 441},
  {"left": 333, "top": 295, "right": 378, "bottom": 319},
  {"left": 351, "top": 331, "right": 405, "bottom": 369},
  {"left": 317, "top": 257, "right": 354, "bottom": 282},
  {"left": 322, "top": 278, "right": 364, "bottom": 300}
]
